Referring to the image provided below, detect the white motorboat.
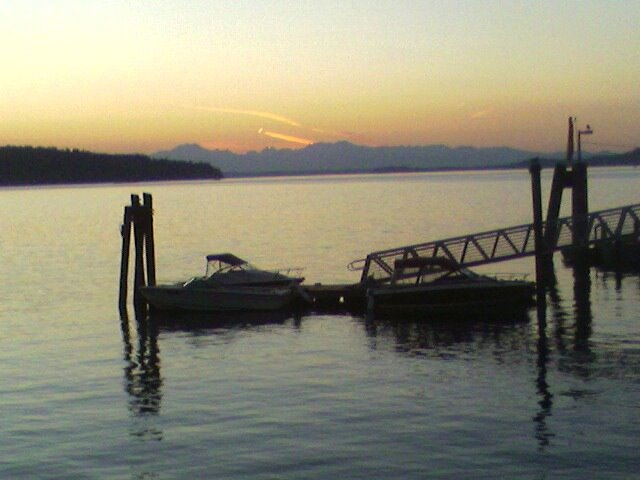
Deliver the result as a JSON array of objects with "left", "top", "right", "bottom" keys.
[{"left": 140, "top": 253, "right": 306, "bottom": 312}]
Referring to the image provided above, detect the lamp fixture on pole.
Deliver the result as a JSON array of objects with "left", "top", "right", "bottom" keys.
[{"left": 577, "top": 124, "right": 593, "bottom": 163}]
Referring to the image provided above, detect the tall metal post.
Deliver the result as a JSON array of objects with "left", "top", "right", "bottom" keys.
[
  {"left": 573, "top": 124, "right": 592, "bottom": 249},
  {"left": 577, "top": 124, "right": 592, "bottom": 163}
]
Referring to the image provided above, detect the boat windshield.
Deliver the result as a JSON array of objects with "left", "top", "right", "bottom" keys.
[
  {"left": 205, "top": 254, "right": 256, "bottom": 278},
  {"left": 425, "top": 267, "right": 484, "bottom": 284},
  {"left": 391, "top": 256, "right": 485, "bottom": 285}
]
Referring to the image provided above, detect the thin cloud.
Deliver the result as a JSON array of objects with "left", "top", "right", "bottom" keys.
[
  {"left": 258, "top": 128, "right": 313, "bottom": 146},
  {"left": 311, "top": 127, "right": 360, "bottom": 140},
  {"left": 470, "top": 109, "right": 493, "bottom": 119},
  {"left": 184, "top": 105, "right": 301, "bottom": 127}
]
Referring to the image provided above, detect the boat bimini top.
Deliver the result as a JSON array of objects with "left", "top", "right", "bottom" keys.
[
  {"left": 205, "top": 253, "right": 250, "bottom": 273},
  {"left": 192, "top": 253, "right": 304, "bottom": 287}
]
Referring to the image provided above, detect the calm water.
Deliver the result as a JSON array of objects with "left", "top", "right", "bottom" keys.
[{"left": 1, "top": 169, "right": 639, "bottom": 479}]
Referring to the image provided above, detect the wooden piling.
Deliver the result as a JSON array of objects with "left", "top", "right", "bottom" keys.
[
  {"left": 143, "top": 193, "right": 156, "bottom": 287},
  {"left": 529, "top": 160, "right": 543, "bottom": 243},
  {"left": 544, "top": 164, "right": 567, "bottom": 250},
  {"left": 571, "top": 162, "right": 589, "bottom": 246},
  {"left": 118, "top": 193, "right": 157, "bottom": 314},
  {"left": 132, "top": 195, "right": 146, "bottom": 308},
  {"left": 529, "top": 159, "right": 545, "bottom": 284},
  {"left": 118, "top": 206, "right": 133, "bottom": 314}
]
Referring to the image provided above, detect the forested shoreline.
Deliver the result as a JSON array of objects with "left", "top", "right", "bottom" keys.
[{"left": 0, "top": 146, "right": 222, "bottom": 186}]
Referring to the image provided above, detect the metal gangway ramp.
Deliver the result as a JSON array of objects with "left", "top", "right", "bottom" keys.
[{"left": 350, "top": 203, "right": 640, "bottom": 284}]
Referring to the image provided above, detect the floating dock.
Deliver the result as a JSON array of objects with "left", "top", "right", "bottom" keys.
[
  {"left": 119, "top": 134, "right": 639, "bottom": 317},
  {"left": 302, "top": 283, "right": 366, "bottom": 311}
]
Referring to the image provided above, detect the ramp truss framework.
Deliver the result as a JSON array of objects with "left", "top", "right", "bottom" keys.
[{"left": 350, "top": 204, "right": 640, "bottom": 284}]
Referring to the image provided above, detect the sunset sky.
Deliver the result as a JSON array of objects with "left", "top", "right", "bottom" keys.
[{"left": 1, "top": 1, "right": 638, "bottom": 154}]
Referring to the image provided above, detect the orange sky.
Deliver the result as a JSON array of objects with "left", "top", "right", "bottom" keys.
[{"left": 1, "top": 1, "right": 638, "bottom": 154}]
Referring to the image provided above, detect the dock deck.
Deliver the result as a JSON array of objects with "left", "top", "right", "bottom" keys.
[{"left": 302, "top": 283, "right": 366, "bottom": 311}]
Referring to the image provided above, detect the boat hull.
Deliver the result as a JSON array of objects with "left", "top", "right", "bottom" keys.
[
  {"left": 367, "top": 280, "right": 535, "bottom": 317},
  {"left": 140, "top": 285, "right": 298, "bottom": 312}
]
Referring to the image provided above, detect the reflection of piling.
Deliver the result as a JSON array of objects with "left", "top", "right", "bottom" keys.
[
  {"left": 120, "top": 309, "right": 163, "bottom": 424},
  {"left": 572, "top": 260, "right": 593, "bottom": 356},
  {"left": 119, "top": 193, "right": 156, "bottom": 314}
]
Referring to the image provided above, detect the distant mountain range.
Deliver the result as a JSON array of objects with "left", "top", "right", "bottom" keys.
[
  {"left": 3, "top": 143, "right": 635, "bottom": 187},
  {"left": 153, "top": 141, "right": 634, "bottom": 177}
]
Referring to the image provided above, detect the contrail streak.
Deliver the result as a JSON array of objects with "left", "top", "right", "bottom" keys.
[
  {"left": 258, "top": 128, "right": 313, "bottom": 146},
  {"left": 471, "top": 109, "right": 493, "bottom": 119},
  {"left": 184, "top": 105, "right": 301, "bottom": 127}
]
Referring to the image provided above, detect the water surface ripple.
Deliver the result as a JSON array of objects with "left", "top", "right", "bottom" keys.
[{"left": 1, "top": 170, "right": 639, "bottom": 478}]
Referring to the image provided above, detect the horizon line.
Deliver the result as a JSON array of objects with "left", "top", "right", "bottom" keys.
[{"left": 1, "top": 141, "right": 635, "bottom": 157}]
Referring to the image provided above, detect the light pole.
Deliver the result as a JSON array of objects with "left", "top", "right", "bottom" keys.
[
  {"left": 577, "top": 124, "right": 593, "bottom": 163},
  {"left": 573, "top": 123, "right": 592, "bottom": 247}
]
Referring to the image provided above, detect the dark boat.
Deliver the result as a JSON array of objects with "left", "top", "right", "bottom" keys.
[
  {"left": 562, "top": 235, "right": 640, "bottom": 272},
  {"left": 366, "top": 257, "right": 535, "bottom": 317}
]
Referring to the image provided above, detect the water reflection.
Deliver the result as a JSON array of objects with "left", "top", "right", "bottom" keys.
[
  {"left": 148, "top": 308, "right": 301, "bottom": 333},
  {"left": 545, "top": 280, "right": 565, "bottom": 340},
  {"left": 572, "top": 264, "right": 593, "bottom": 355},
  {"left": 362, "top": 310, "right": 531, "bottom": 358},
  {"left": 597, "top": 269, "right": 624, "bottom": 291},
  {"left": 120, "top": 312, "right": 163, "bottom": 441},
  {"left": 116, "top": 261, "right": 637, "bottom": 457},
  {"left": 363, "top": 309, "right": 559, "bottom": 451},
  {"left": 533, "top": 293, "right": 554, "bottom": 450},
  {"left": 548, "top": 265, "right": 596, "bottom": 379},
  {"left": 532, "top": 264, "right": 594, "bottom": 450}
]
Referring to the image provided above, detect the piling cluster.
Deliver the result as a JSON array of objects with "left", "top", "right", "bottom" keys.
[
  {"left": 530, "top": 161, "right": 589, "bottom": 287},
  {"left": 119, "top": 193, "right": 156, "bottom": 314}
]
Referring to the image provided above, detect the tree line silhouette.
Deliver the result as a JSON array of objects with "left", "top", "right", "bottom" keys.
[{"left": 0, "top": 146, "right": 222, "bottom": 186}]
